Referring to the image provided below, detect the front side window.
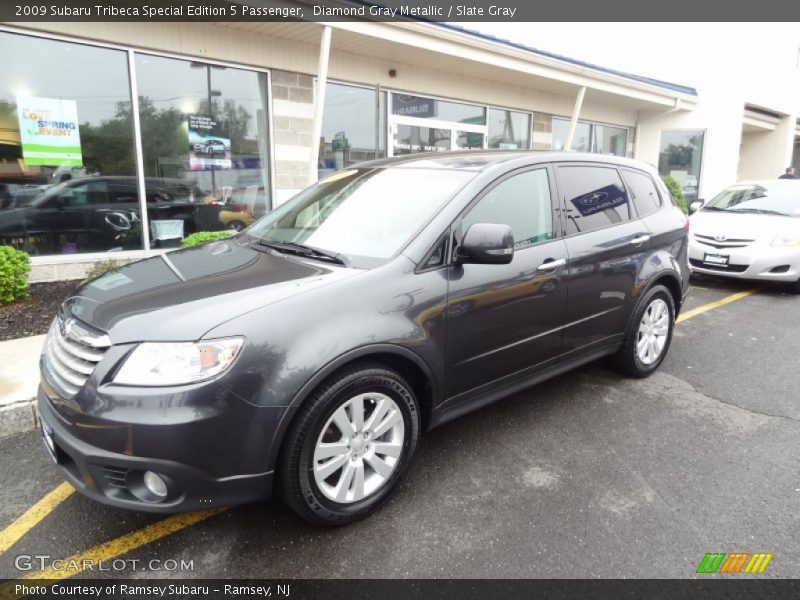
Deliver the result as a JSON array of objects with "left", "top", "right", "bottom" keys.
[
  {"left": 461, "top": 169, "right": 553, "bottom": 249},
  {"left": 0, "top": 31, "right": 138, "bottom": 255},
  {"left": 247, "top": 167, "right": 473, "bottom": 263},
  {"left": 560, "top": 166, "right": 631, "bottom": 234}
]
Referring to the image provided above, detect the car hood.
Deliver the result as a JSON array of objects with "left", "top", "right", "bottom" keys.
[
  {"left": 690, "top": 210, "right": 800, "bottom": 241},
  {"left": 63, "top": 237, "right": 363, "bottom": 344}
]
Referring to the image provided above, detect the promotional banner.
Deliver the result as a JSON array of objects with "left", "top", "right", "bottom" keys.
[
  {"left": 16, "top": 96, "right": 83, "bottom": 167},
  {"left": 188, "top": 114, "right": 232, "bottom": 171}
]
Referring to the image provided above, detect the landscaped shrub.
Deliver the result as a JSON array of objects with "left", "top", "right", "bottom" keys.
[
  {"left": 84, "top": 260, "right": 123, "bottom": 283},
  {"left": 661, "top": 175, "right": 688, "bottom": 214},
  {"left": 0, "top": 246, "right": 31, "bottom": 305},
  {"left": 181, "top": 231, "right": 236, "bottom": 248}
]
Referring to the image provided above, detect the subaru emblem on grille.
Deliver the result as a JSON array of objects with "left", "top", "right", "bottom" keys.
[{"left": 714, "top": 234, "right": 727, "bottom": 242}]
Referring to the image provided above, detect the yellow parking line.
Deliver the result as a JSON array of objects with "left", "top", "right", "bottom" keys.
[
  {"left": 18, "top": 507, "right": 228, "bottom": 581},
  {"left": 677, "top": 288, "right": 757, "bottom": 324},
  {"left": 0, "top": 483, "right": 74, "bottom": 555}
]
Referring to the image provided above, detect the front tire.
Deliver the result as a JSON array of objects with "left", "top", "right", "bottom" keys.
[
  {"left": 614, "top": 285, "right": 675, "bottom": 378},
  {"left": 278, "top": 363, "right": 420, "bottom": 526}
]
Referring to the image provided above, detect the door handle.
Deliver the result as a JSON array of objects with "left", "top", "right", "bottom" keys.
[
  {"left": 537, "top": 258, "right": 566, "bottom": 271},
  {"left": 630, "top": 234, "right": 651, "bottom": 245}
]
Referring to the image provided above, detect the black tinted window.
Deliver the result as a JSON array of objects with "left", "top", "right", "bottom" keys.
[
  {"left": 560, "top": 166, "right": 630, "bottom": 234},
  {"left": 623, "top": 170, "right": 661, "bottom": 217},
  {"left": 461, "top": 169, "right": 553, "bottom": 249}
]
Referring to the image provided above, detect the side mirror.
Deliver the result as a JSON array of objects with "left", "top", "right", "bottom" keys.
[
  {"left": 457, "top": 223, "right": 514, "bottom": 265},
  {"left": 689, "top": 201, "right": 703, "bottom": 214}
]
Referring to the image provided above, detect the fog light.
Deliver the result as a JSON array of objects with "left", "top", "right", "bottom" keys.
[{"left": 143, "top": 471, "right": 168, "bottom": 498}]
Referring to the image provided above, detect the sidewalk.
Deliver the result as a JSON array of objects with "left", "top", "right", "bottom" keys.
[{"left": 0, "top": 334, "right": 45, "bottom": 438}]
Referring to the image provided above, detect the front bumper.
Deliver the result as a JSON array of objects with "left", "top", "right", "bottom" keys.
[
  {"left": 37, "top": 387, "right": 275, "bottom": 513},
  {"left": 688, "top": 241, "right": 800, "bottom": 282}
]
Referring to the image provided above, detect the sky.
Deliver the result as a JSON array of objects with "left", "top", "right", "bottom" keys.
[{"left": 460, "top": 22, "right": 800, "bottom": 94}]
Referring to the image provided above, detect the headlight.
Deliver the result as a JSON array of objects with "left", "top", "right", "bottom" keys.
[
  {"left": 114, "top": 337, "right": 244, "bottom": 386},
  {"left": 770, "top": 236, "right": 800, "bottom": 247}
]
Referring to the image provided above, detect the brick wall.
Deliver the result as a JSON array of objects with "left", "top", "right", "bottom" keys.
[{"left": 271, "top": 70, "right": 315, "bottom": 205}]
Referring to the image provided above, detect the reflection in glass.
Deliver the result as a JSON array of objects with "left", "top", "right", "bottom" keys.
[
  {"left": 658, "top": 130, "right": 704, "bottom": 203},
  {"left": 247, "top": 167, "right": 473, "bottom": 261},
  {"left": 0, "top": 31, "right": 139, "bottom": 255},
  {"left": 134, "top": 53, "right": 271, "bottom": 243},
  {"left": 487, "top": 109, "right": 531, "bottom": 150},
  {"left": 393, "top": 125, "right": 452, "bottom": 155},
  {"left": 319, "top": 83, "right": 386, "bottom": 179},
  {"left": 391, "top": 94, "right": 485, "bottom": 125},
  {"left": 455, "top": 131, "right": 485, "bottom": 150},
  {"left": 593, "top": 124, "right": 628, "bottom": 156},
  {"left": 552, "top": 118, "right": 591, "bottom": 152}
]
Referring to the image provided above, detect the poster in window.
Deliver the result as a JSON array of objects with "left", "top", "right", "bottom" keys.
[
  {"left": 187, "top": 114, "right": 232, "bottom": 171},
  {"left": 16, "top": 96, "right": 83, "bottom": 167}
]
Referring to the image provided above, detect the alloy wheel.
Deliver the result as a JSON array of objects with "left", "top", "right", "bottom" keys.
[{"left": 312, "top": 392, "right": 405, "bottom": 504}]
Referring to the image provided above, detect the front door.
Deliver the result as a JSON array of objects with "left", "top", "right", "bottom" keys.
[{"left": 445, "top": 167, "right": 569, "bottom": 400}]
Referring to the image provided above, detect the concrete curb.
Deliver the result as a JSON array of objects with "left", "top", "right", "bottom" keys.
[
  {"left": 0, "top": 399, "right": 38, "bottom": 438},
  {"left": 0, "top": 334, "right": 45, "bottom": 439}
]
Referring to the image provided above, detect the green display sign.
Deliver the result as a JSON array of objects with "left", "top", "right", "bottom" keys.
[{"left": 16, "top": 96, "right": 83, "bottom": 167}]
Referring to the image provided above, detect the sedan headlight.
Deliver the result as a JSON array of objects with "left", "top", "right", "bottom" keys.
[
  {"left": 770, "top": 236, "right": 800, "bottom": 247},
  {"left": 114, "top": 337, "right": 244, "bottom": 386}
]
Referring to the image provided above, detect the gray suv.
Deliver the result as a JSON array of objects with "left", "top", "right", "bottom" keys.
[{"left": 38, "top": 152, "right": 689, "bottom": 525}]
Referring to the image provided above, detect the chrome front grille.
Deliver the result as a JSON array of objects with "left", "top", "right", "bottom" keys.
[
  {"left": 693, "top": 233, "right": 755, "bottom": 249},
  {"left": 43, "top": 315, "right": 110, "bottom": 398}
]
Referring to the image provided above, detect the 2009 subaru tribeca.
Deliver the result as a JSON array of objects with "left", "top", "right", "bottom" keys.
[{"left": 38, "top": 152, "right": 689, "bottom": 525}]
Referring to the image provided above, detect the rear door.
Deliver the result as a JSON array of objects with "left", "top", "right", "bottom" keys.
[
  {"left": 444, "top": 166, "right": 569, "bottom": 399},
  {"left": 555, "top": 163, "right": 652, "bottom": 355}
]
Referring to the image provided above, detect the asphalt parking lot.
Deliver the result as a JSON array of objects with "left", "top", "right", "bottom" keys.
[{"left": 1, "top": 275, "right": 798, "bottom": 580}]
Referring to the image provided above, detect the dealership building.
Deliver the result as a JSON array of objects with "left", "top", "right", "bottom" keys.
[{"left": 0, "top": 20, "right": 797, "bottom": 281}]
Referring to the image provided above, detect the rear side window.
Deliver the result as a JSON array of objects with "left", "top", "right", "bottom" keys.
[
  {"left": 559, "top": 166, "right": 631, "bottom": 235},
  {"left": 460, "top": 168, "right": 553, "bottom": 249},
  {"left": 622, "top": 170, "right": 661, "bottom": 217}
]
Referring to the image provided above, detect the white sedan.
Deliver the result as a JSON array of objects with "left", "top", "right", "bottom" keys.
[{"left": 688, "top": 179, "right": 800, "bottom": 293}]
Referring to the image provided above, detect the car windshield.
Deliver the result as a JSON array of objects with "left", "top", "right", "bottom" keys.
[
  {"left": 246, "top": 167, "right": 473, "bottom": 263},
  {"left": 703, "top": 183, "right": 800, "bottom": 217}
]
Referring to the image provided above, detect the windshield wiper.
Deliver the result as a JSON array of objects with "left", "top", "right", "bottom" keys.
[
  {"left": 255, "top": 240, "right": 349, "bottom": 266},
  {"left": 727, "top": 208, "right": 789, "bottom": 216},
  {"left": 702, "top": 206, "right": 727, "bottom": 211}
]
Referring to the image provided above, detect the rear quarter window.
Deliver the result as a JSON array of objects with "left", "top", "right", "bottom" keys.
[{"left": 622, "top": 170, "right": 662, "bottom": 217}]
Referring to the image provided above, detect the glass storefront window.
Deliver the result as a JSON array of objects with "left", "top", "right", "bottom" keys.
[
  {"left": 0, "top": 31, "right": 139, "bottom": 255},
  {"left": 393, "top": 125, "right": 452, "bottom": 154},
  {"left": 319, "top": 83, "right": 386, "bottom": 179},
  {"left": 552, "top": 117, "right": 627, "bottom": 157},
  {"left": 658, "top": 130, "right": 705, "bottom": 203},
  {"left": 552, "top": 118, "right": 591, "bottom": 152},
  {"left": 487, "top": 108, "right": 531, "bottom": 150},
  {"left": 593, "top": 124, "right": 628, "bottom": 156},
  {"left": 134, "top": 53, "right": 271, "bottom": 242},
  {"left": 391, "top": 94, "right": 485, "bottom": 125}
]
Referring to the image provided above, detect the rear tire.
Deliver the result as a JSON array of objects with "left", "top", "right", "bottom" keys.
[
  {"left": 278, "top": 363, "right": 420, "bottom": 526},
  {"left": 614, "top": 285, "right": 675, "bottom": 378}
]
